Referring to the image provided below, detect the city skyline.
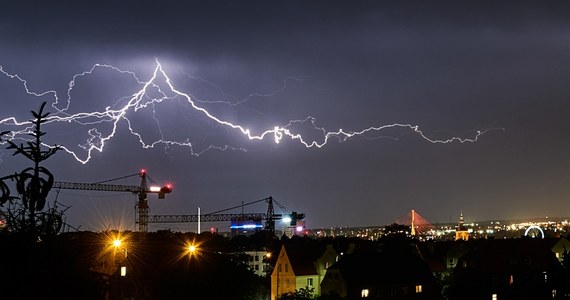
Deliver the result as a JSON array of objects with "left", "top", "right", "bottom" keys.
[{"left": 1, "top": 1, "right": 570, "bottom": 231}]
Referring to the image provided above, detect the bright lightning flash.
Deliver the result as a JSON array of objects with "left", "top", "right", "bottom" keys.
[{"left": 0, "top": 60, "right": 492, "bottom": 164}]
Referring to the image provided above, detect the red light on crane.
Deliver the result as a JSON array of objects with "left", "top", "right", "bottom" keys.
[
  {"left": 157, "top": 184, "right": 173, "bottom": 199},
  {"left": 161, "top": 185, "right": 172, "bottom": 193}
]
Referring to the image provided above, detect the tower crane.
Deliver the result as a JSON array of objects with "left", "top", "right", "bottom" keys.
[
  {"left": 53, "top": 169, "right": 172, "bottom": 232},
  {"left": 53, "top": 171, "right": 302, "bottom": 235},
  {"left": 146, "top": 196, "right": 304, "bottom": 235}
]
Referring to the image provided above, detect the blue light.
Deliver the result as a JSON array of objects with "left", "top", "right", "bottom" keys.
[{"left": 231, "top": 224, "right": 263, "bottom": 229}]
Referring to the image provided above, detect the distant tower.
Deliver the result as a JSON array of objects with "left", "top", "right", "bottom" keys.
[
  {"left": 455, "top": 211, "right": 469, "bottom": 241},
  {"left": 411, "top": 209, "right": 416, "bottom": 236}
]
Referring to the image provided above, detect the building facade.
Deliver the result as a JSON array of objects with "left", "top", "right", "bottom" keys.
[{"left": 271, "top": 241, "right": 337, "bottom": 299}]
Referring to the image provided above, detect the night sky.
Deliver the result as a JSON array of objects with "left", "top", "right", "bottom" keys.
[{"left": 1, "top": 1, "right": 570, "bottom": 232}]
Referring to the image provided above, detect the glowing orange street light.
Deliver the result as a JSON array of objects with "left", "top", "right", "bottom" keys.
[
  {"left": 184, "top": 241, "right": 200, "bottom": 259},
  {"left": 113, "top": 239, "right": 122, "bottom": 248}
]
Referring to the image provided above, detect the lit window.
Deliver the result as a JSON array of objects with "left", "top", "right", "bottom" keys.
[
  {"left": 307, "top": 278, "right": 313, "bottom": 287},
  {"left": 120, "top": 266, "right": 126, "bottom": 277},
  {"left": 415, "top": 285, "right": 422, "bottom": 293},
  {"left": 361, "top": 289, "right": 369, "bottom": 298},
  {"left": 492, "top": 294, "right": 498, "bottom": 300}
]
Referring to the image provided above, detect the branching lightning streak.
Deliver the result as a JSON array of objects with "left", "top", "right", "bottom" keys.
[
  {"left": 0, "top": 60, "right": 490, "bottom": 164},
  {"left": 181, "top": 71, "right": 306, "bottom": 107}
]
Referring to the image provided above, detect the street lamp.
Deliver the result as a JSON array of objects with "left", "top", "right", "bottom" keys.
[
  {"left": 186, "top": 242, "right": 200, "bottom": 257},
  {"left": 99, "top": 231, "right": 132, "bottom": 298},
  {"left": 106, "top": 234, "right": 128, "bottom": 278},
  {"left": 182, "top": 239, "right": 202, "bottom": 262}
]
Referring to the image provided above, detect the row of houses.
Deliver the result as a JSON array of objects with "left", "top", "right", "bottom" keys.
[{"left": 257, "top": 236, "right": 570, "bottom": 300}]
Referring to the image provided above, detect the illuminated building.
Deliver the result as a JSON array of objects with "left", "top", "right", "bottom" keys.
[
  {"left": 455, "top": 211, "right": 469, "bottom": 241},
  {"left": 230, "top": 216, "right": 263, "bottom": 237},
  {"left": 271, "top": 242, "right": 337, "bottom": 300},
  {"left": 244, "top": 250, "right": 272, "bottom": 277}
]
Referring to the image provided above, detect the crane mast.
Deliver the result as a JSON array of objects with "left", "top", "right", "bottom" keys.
[{"left": 137, "top": 171, "right": 149, "bottom": 233}]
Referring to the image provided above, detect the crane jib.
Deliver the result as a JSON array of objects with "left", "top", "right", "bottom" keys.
[
  {"left": 52, "top": 182, "right": 171, "bottom": 194},
  {"left": 53, "top": 181, "right": 143, "bottom": 193}
]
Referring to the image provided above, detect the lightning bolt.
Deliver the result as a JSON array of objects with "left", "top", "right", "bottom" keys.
[{"left": 0, "top": 59, "right": 494, "bottom": 164}]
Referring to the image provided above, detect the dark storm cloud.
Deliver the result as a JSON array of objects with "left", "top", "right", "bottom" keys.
[{"left": 1, "top": 1, "right": 570, "bottom": 230}]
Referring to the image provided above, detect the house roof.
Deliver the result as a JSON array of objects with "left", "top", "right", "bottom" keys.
[
  {"left": 416, "top": 240, "right": 474, "bottom": 272},
  {"left": 535, "top": 236, "right": 569, "bottom": 251},
  {"left": 329, "top": 244, "right": 437, "bottom": 285},
  {"left": 281, "top": 239, "right": 333, "bottom": 276},
  {"left": 458, "top": 238, "right": 562, "bottom": 273}
]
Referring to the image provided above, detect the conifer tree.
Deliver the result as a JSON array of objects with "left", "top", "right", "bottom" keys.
[{"left": 0, "top": 102, "right": 62, "bottom": 237}]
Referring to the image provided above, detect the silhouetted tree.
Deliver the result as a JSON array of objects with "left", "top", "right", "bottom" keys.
[
  {"left": 382, "top": 223, "right": 411, "bottom": 240},
  {"left": 0, "top": 102, "right": 62, "bottom": 238},
  {"left": 0, "top": 131, "right": 18, "bottom": 209},
  {"left": 278, "top": 287, "right": 317, "bottom": 300}
]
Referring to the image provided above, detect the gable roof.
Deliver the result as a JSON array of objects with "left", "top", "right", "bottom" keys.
[{"left": 278, "top": 239, "right": 333, "bottom": 276}]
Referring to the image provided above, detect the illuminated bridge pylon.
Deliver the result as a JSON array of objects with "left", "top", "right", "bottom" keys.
[{"left": 394, "top": 209, "right": 434, "bottom": 236}]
